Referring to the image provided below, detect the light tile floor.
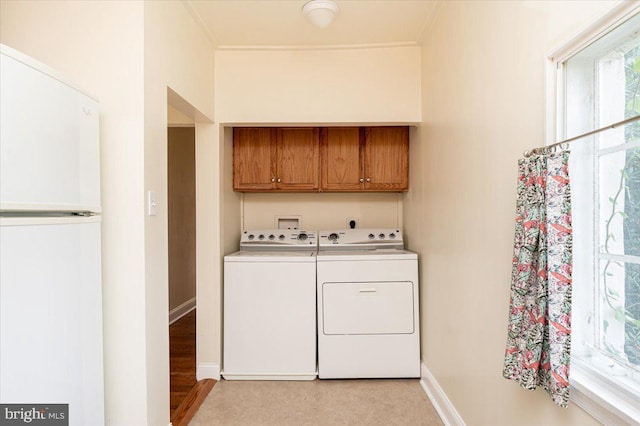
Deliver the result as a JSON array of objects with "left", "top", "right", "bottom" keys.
[{"left": 190, "top": 379, "right": 444, "bottom": 426}]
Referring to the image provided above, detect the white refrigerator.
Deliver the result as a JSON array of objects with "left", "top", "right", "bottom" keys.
[{"left": 0, "top": 45, "right": 104, "bottom": 425}]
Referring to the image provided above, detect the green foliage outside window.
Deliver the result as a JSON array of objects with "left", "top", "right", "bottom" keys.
[
  {"left": 623, "top": 49, "right": 640, "bottom": 365},
  {"left": 601, "top": 48, "right": 640, "bottom": 368}
]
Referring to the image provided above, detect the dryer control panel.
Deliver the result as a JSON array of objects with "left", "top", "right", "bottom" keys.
[{"left": 318, "top": 229, "right": 404, "bottom": 250}]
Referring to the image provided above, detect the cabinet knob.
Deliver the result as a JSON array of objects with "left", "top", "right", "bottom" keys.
[
  {"left": 359, "top": 178, "right": 364, "bottom": 183},
  {"left": 366, "top": 178, "right": 371, "bottom": 182},
  {"left": 271, "top": 177, "right": 275, "bottom": 182},
  {"left": 277, "top": 178, "right": 281, "bottom": 183}
]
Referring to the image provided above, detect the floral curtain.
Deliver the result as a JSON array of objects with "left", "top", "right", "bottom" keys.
[{"left": 503, "top": 150, "right": 573, "bottom": 407}]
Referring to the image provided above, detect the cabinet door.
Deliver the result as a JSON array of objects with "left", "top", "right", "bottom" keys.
[
  {"left": 276, "top": 128, "right": 319, "bottom": 191},
  {"left": 364, "top": 127, "right": 409, "bottom": 191},
  {"left": 233, "top": 128, "right": 276, "bottom": 191},
  {"left": 321, "top": 127, "right": 363, "bottom": 191}
]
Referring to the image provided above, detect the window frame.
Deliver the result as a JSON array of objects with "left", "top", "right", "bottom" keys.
[{"left": 546, "top": 2, "right": 640, "bottom": 423}]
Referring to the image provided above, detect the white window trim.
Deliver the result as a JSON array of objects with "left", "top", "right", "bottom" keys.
[
  {"left": 572, "top": 363, "right": 640, "bottom": 424},
  {"left": 545, "top": 1, "right": 640, "bottom": 424}
]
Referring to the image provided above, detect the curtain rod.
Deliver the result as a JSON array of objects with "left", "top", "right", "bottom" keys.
[{"left": 524, "top": 114, "right": 640, "bottom": 157}]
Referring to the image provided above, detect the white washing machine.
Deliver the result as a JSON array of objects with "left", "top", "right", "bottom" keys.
[
  {"left": 223, "top": 229, "right": 317, "bottom": 380},
  {"left": 317, "top": 228, "right": 420, "bottom": 379}
]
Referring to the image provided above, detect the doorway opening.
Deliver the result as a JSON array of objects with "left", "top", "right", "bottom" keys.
[
  {"left": 168, "top": 124, "right": 197, "bottom": 419},
  {"left": 166, "top": 91, "right": 216, "bottom": 425}
]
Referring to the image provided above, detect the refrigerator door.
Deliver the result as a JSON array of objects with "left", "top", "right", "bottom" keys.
[
  {"left": 0, "top": 217, "right": 104, "bottom": 425},
  {"left": 0, "top": 47, "right": 100, "bottom": 212}
]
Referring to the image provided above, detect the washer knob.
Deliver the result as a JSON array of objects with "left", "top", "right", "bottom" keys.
[
  {"left": 248, "top": 234, "right": 255, "bottom": 240},
  {"left": 389, "top": 233, "right": 396, "bottom": 239},
  {"left": 278, "top": 234, "right": 285, "bottom": 240},
  {"left": 368, "top": 233, "right": 375, "bottom": 239},
  {"left": 268, "top": 234, "right": 275, "bottom": 240},
  {"left": 297, "top": 233, "right": 308, "bottom": 241},
  {"left": 379, "top": 233, "right": 386, "bottom": 239},
  {"left": 328, "top": 233, "right": 339, "bottom": 242},
  {"left": 258, "top": 234, "right": 265, "bottom": 240}
]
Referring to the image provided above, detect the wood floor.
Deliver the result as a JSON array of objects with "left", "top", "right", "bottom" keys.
[{"left": 170, "top": 309, "right": 216, "bottom": 426}]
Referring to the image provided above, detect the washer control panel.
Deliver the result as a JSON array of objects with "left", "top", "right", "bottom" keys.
[
  {"left": 318, "top": 229, "right": 403, "bottom": 249},
  {"left": 240, "top": 229, "right": 317, "bottom": 248}
]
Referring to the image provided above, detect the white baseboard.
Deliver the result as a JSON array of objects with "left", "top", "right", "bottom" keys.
[
  {"left": 169, "top": 297, "right": 196, "bottom": 325},
  {"left": 419, "top": 362, "right": 466, "bottom": 426},
  {"left": 197, "top": 363, "right": 221, "bottom": 381}
]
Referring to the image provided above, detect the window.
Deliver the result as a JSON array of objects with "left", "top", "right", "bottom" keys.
[{"left": 555, "top": 5, "right": 640, "bottom": 423}]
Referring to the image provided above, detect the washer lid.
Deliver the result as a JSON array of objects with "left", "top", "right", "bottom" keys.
[{"left": 224, "top": 250, "right": 317, "bottom": 262}]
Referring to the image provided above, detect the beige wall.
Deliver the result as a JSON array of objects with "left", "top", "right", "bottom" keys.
[
  {"left": 0, "top": 1, "right": 148, "bottom": 424},
  {"left": 168, "top": 105, "right": 194, "bottom": 125},
  {"left": 404, "top": 1, "right": 620, "bottom": 424},
  {"left": 194, "top": 123, "right": 223, "bottom": 382},
  {"left": 143, "top": 2, "right": 216, "bottom": 424},
  {"left": 242, "top": 193, "right": 402, "bottom": 230},
  {"left": 221, "top": 126, "right": 242, "bottom": 254},
  {"left": 215, "top": 47, "right": 421, "bottom": 124}
]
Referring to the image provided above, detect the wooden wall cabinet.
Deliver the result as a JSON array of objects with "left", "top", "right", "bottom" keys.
[
  {"left": 234, "top": 126, "right": 408, "bottom": 192},
  {"left": 363, "top": 126, "right": 409, "bottom": 191},
  {"left": 233, "top": 127, "right": 319, "bottom": 192},
  {"left": 320, "top": 126, "right": 408, "bottom": 192},
  {"left": 233, "top": 128, "right": 275, "bottom": 191},
  {"left": 320, "top": 127, "right": 363, "bottom": 191}
]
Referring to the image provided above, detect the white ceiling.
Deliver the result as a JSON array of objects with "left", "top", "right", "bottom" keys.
[{"left": 185, "top": 1, "right": 439, "bottom": 48}]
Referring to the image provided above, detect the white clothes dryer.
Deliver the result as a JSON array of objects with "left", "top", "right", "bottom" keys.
[
  {"left": 223, "top": 229, "right": 317, "bottom": 380},
  {"left": 317, "top": 229, "right": 420, "bottom": 379}
]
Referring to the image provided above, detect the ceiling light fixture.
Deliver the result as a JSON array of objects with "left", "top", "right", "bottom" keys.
[{"left": 302, "top": 0, "right": 339, "bottom": 29}]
